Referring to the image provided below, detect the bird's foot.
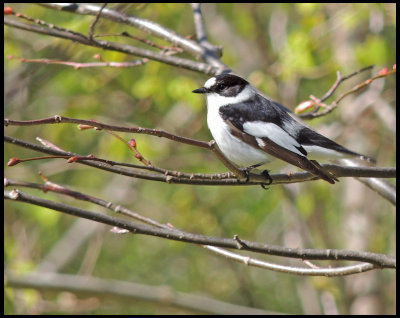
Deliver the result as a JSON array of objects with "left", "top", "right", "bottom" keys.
[
  {"left": 260, "top": 170, "right": 272, "bottom": 189},
  {"left": 238, "top": 164, "right": 272, "bottom": 189},
  {"left": 239, "top": 163, "right": 263, "bottom": 182},
  {"left": 239, "top": 167, "right": 251, "bottom": 183}
]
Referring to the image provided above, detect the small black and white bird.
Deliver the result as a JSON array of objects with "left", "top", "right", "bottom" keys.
[{"left": 192, "top": 73, "right": 375, "bottom": 184}]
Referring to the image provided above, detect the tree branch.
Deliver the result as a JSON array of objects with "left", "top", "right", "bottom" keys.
[
  {"left": 337, "top": 159, "right": 396, "bottom": 205},
  {"left": 4, "top": 17, "right": 216, "bottom": 75},
  {"left": 6, "top": 271, "right": 280, "bottom": 314},
  {"left": 6, "top": 176, "right": 391, "bottom": 276},
  {"left": 4, "top": 189, "right": 396, "bottom": 269},
  {"left": 4, "top": 130, "right": 396, "bottom": 187},
  {"left": 190, "top": 3, "right": 223, "bottom": 57},
  {"left": 38, "top": 3, "right": 229, "bottom": 72},
  {"left": 298, "top": 65, "right": 396, "bottom": 119},
  {"left": 205, "top": 246, "right": 377, "bottom": 276}
]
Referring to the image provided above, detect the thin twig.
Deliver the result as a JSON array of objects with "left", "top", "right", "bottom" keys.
[
  {"left": 38, "top": 3, "right": 229, "bottom": 72},
  {"left": 8, "top": 8, "right": 86, "bottom": 38},
  {"left": 4, "top": 116, "right": 211, "bottom": 149},
  {"left": 205, "top": 246, "right": 377, "bottom": 276},
  {"left": 117, "top": 31, "right": 184, "bottom": 52},
  {"left": 318, "top": 65, "right": 374, "bottom": 103},
  {"left": 4, "top": 17, "right": 217, "bottom": 75},
  {"left": 7, "top": 55, "right": 149, "bottom": 69},
  {"left": 88, "top": 3, "right": 107, "bottom": 40},
  {"left": 299, "top": 66, "right": 396, "bottom": 119}
]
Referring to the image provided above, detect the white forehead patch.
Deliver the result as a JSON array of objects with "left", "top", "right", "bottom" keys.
[{"left": 204, "top": 77, "right": 216, "bottom": 89}]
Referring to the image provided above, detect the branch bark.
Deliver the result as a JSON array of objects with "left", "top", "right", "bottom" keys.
[
  {"left": 4, "top": 190, "right": 396, "bottom": 269},
  {"left": 4, "top": 17, "right": 217, "bottom": 75},
  {"left": 38, "top": 3, "right": 229, "bottom": 72},
  {"left": 4, "top": 129, "right": 396, "bottom": 188}
]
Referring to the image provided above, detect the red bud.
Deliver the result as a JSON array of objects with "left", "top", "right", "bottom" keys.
[
  {"left": 378, "top": 67, "right": 388, "bottom": 76},
  {"left": 7, "top": 157, "right": 19, "bottom": 166},
  {"left": 295, "top": 100, "right": 315, "bottom": 114},
  {"left": 77, "top": 124, "right": 94, "bottom": 130},
  {"left": 129, "top": 139, "right": 137, "bottom": 148},
  {"left": 4, "top": 7, "right": 13, "bottom": 15},
  {"left": 67, "top": 156, "right": 78, "bottom": 163}
]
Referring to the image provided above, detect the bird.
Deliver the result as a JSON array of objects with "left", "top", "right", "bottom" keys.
[{"left": 192, "top": 73, "right": 375, "bottom": 184}]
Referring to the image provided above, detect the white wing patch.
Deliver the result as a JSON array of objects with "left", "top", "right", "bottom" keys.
[
  {"left": 243, "top": 121, "right": 305, "bottom": 157},
  {"left": 256, "top": 138, "right": 265, "bottom": 147},
  {"left": 303, "top": 145, "right": 350, "bottom": 160}
]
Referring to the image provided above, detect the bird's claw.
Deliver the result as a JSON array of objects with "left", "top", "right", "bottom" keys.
[
  {"left": 239, "top": 167, "right": 251, "bottom": 182},
  {"left": 238, "top": 165, "right": 272, "bottom": 189},
  {"left": 260, "top": 170, "right": 272, "bottom": 189}
]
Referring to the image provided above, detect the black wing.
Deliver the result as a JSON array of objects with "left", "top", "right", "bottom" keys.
[{"left": 219, "top": 95, "right": 338, "bottom": 183}]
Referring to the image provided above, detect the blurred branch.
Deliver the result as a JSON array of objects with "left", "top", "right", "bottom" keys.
[
  {"left": 38, "top": 3, "right": 229, "bottom": 72},
  {"left": 338, "top": 159, "right": 396, "bottom": 205},
  {"left": 297, "top": 65, "right": 396, "bottom": 119},
  {"left": 357, "top": 177, "right": 396, "bottom": 205},
  {"left": 4, "top": 17, "right": 216, "bottom": 75},
  {"left": 313, "top": 66, "right": 374, "bottom": 104},
  {"left": 190, "top": 3, "right": 223, "bottom": 57},
  {"left": 7, "top": 55, "right": 150, "bottom": 69},
  {"left": 35, "top": 219, "right": 104, "bottom": 273},
  {"left": 4, "top": 189, "right": 396, "bottom": 270},
  {"left": 88, "top": 3, "right": 107, "bottom": 40},
  {"left": 5, "top": 271, "right": 279, "bottom": 315}
]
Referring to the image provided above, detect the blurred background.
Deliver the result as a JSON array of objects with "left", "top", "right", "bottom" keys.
[{"left": 4, "top": 3, "right": 396, "bottom": 314}]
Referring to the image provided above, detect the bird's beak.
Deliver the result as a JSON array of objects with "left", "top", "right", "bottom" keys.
[{"left": 192, "top": 87, "right": 208, "bottom": 94}]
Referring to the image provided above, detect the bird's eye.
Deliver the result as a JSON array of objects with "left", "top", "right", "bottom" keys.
[{"left": 216, "top": 84, "right": 226, "bottom": 90}]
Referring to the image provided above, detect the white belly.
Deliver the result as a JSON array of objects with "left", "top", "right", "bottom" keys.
[{"left": 207, "top": 104, "right": 271, "bottom": 167}]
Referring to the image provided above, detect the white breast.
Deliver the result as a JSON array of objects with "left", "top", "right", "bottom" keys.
[{"left": 205, "top": 91, "right": 272, "bottom": 167}]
